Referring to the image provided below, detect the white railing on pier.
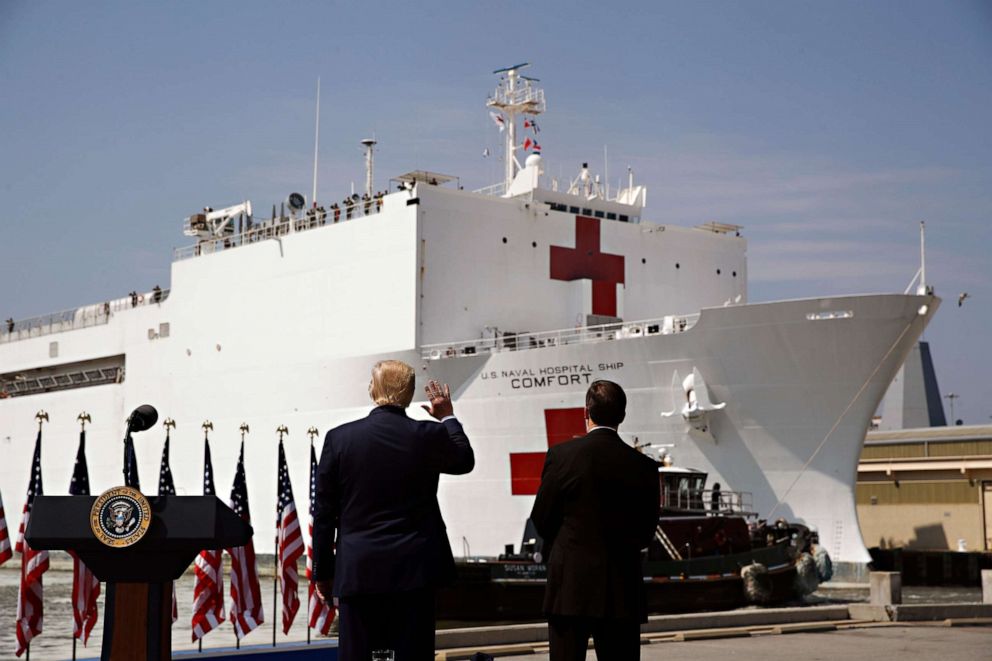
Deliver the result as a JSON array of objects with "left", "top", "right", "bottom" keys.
[
  {"left": 421, "top": 313, "right": 700, "bottom": 360},
  {"left": 173, "top": 201, "right": 385, "bottom": 262},
  {"left": 1, "top": 289, "right": 170, "bottom": 344}
]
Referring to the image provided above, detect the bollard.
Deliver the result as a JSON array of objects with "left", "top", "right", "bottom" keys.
[
  {"left": 983, "top": 570, "right": 992, "bottom": 604},
  {"left": 869, "top": 571, "right": 902, "bottom": 606}
]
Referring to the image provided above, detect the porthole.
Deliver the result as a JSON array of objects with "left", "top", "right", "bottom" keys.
[
  {"left": 716, "top": 269, "right": 721, "bottom": 275},
  {"left": 532, "top": 241, "right": 537, "bottom": 248},
  {"left": 502, "top": 237, "right": 507, "bottom": 244},
  {"left": 675, "top": 263, "right": 680, "bottom": 269},
  {"left": 641, "top": 258, "right": 646, "bottom": 264}
]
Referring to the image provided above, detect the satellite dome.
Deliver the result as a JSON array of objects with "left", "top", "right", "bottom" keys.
[{"left": 525, "top": 153, "right": 543, "bottom": 169}]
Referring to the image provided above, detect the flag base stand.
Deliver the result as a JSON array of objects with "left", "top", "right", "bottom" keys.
[
  {"left": 24, "top": 495, "right": 252, "bottom": 661},
  {"left": 101, "top": 582, "right": 172, "bottom": 661}
]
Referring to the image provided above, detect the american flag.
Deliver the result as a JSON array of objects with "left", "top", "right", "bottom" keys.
[
  {"left": 276, "top": 438, "right": 304, "bottom": 635},
  {"left": 158, "top": 432, "right": 178, "bottom": 624},
  {"left": 123, "top": 431, "right": 140, "bottom": 489},
  {"left": 227, "top": 439, "right": 264, "bottom": 639},
  {"left": 0, "top": 489, "right": 12, "bottom": 566},
  {"left": 307, "top": 439, "right": 335, "bottom": 635},
  {"left": 191, "top": 437, "right": 224, "bottom": 642},
  {"left": 15, "top": 431, "right": 48, "bottom": 657},
  {"left": 69, "top": 430, "right": 100, "bottom": 645}
]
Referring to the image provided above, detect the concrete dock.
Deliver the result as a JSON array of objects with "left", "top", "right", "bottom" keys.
[
  {"left": 496, "top": 626, "right": 992, "bottom": 661},
  {"left": 433, "top": 603, "right": 992, "bottom": 660}
]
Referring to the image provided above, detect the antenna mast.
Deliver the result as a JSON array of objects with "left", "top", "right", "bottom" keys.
[
  {"left": 918, "top": 221, "right": 927, "bottom": 295},
  {"left": 487, "top": 63, "right": 545, "bottom": 193},
  {"left": 361, "top": 138, "right": 377, "bottom": 198},
  {"left": 312, "top": 77, "right": 321, "bottom": 207}
]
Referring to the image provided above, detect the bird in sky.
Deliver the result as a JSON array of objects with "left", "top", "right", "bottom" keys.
[{"left": 958, "top": 292, "right": 970, "bottom": 307}]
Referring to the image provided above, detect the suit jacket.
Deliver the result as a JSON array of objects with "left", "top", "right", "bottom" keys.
[
  {"left": 530, "top": 428, "right": 660, "bottom": 621},
  {"left": 311, "top": 405, "right": 474, "bottom": 597}
]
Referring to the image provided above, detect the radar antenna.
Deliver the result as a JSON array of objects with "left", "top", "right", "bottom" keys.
[{"left": 487, "top": 63, "right": 545, "bottom": 193}]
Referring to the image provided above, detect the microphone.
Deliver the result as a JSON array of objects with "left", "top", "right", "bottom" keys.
[{"left": 128, "top": 404, "right": 159, "bottom": 433}]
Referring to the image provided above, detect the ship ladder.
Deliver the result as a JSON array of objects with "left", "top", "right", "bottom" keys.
[{"left": 655, "top": 524, "right": 682, "bottom": 560}]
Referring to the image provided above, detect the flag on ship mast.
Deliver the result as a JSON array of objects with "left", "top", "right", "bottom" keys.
[
  {"left": 307, "top": 439, "right": 335, "bottom": 635},
  {"left": 15, "top": 430, "right": 48, "bottom": 657},
  {"left": 158, "top": 429, "right": 179, "bottom": 624},
  {"left": 276, "top": 438, "right": 304, "bottom": 634},
  {"left": 69, "top": 429, "right": 100, "bottom": 645},
  {"left": 228, "top": 438, "right": 264, "bottom": 639},
  {"left": 523, "top": 137, "right": 541, "bottom": 152},
  {"left": 489, "top": 111, "right": 506, "bottom": 132},
  {"left": 192, "top": 435, "right": 225, "bottom": 642},
  {"left": 524, "top": 118, "right": 540, "bottom": 133},
  {"left": 0, "top": 489, "right": 11, "bottom": 566}
]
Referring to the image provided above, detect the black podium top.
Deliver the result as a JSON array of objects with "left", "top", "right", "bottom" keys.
[{"left": 26, "top": 495, "right": 252, "bottom": 582}]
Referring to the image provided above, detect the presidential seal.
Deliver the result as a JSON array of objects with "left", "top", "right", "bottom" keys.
[{"left": 90, "top": 486, "right": 152, "bottom": 548}]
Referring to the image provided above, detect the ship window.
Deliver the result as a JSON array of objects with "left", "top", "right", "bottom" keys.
[
  {"left": 594, "top": 210, "right": 604, "bottom": 218},
  {"left": 532, "top": 241, "right": 537, "bottom": 248},
  {"left": 502, "top": 237, "right": 507, "bottom": 244},
  {"left": 159, "top": 322, "right": 170, "bottom": 338},
  {"left": 732, "top": 271, "right": 737, "bottom": 278},
  {"left": 675, "top": 263, "right": 681, "bottom": 269},
  {"left": 619, "top": 214, "right": 629, "bottom": 222},
  {"left": 582, "top": 208, "right": 592, "bottom": 216},
  {"left": 49, "top": 341, "right": 58, "bottom": 358},
  {"left": 607, "top": 212, "right": 617, "bottom": 220},
  {"left": 641, "top": 258, "right": 646, "bottom": 264},
  {"left": 717, "top": 269, "right": 722, "bottom": 275},
  {"left": 569, "top": 206, "right": 580, "bottom": 214}
]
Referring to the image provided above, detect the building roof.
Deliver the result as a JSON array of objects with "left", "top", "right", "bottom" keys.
[{"left": 865, "top": 424, "right": 992, "bottom": 445}]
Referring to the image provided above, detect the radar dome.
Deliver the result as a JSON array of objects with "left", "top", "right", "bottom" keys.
[{"left": 525, "top": 153, "right": 544, "bottom": 170}]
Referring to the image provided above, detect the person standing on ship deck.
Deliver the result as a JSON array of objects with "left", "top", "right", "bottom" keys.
[
  {"left": 531, "top": 380, "right": 660, "bottom": 661},
  {"left": 312, "top": 361, "right": 474, "bottom": 661}
]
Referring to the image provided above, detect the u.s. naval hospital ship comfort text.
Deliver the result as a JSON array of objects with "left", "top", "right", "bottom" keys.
[{"left": 0, "top": 65, "right": 938, "bottom": 575}]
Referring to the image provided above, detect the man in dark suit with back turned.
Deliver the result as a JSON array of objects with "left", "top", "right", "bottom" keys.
[
  {"left": 531, "top": 380, "right": 660, "bottom": 661},
  {"left": 312, "top": 360, "right": 474, "bottom": 660}
]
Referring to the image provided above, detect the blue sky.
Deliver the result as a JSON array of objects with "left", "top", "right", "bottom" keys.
[{"left": 1, "top": 1, "right": 990, "bottom": 423}]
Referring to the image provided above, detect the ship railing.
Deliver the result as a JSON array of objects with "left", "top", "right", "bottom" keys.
[
  {"left": 0, "top": 289, "right": 170, "bottom": 344},
  {"left": 661, "top": 487, "right": 755, "bottom": 518},
  {"left": 421, "top": 313, "right": 700, "bottom": 360},
  {"left": 473, "top": 181, "right": 507, "bottom": 196},
  {"left": 1, "top": 366, "right": 123, "bottom": 398},
  {"left": 173, "top": 202, "right": 385, "bottom": 261}
]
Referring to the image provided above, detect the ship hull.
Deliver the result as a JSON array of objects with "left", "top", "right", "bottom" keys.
[
  {"left": 0, "top": 292, "right": 936, "bottom": 567},
  {"left": 439, "top": 543, "right": 802, "bottom": 621}
]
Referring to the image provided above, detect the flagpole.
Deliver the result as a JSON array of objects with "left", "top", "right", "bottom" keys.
[
  {"left": 274, "top": 425, "right": 287, "bottom": 647},
  {"left": 306, "top": 426, "right": 319, "bottom": 645},
  {"left": 72, "top": 411, "right": 93, "bottom": 661},
  {"left": 29, "top": 410, "right": 49, "bottom": 661}
]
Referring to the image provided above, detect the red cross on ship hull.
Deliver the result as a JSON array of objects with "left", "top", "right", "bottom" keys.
[
  {"left": 509, "top": 407, "right": 586, "bottom": 495},
  {"left": 550, "top": 215, "right": 625, "bottom": 317}
]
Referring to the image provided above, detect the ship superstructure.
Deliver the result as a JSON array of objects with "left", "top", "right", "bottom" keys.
[{"left": 0, "top": 66, "right": 937, "bottom": 572}]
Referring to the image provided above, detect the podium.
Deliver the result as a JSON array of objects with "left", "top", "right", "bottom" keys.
[{"left": 26, "top": 495, "right": 252, "bottom": 661}]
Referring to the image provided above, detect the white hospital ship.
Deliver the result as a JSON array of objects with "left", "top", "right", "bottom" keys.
[{"left": 0, "top": 65, "right": 938, "bottom": 575}]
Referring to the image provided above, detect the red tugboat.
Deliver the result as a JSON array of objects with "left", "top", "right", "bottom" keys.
[{"left": 437, "top": 456, "right": 831, "bottom": 621}]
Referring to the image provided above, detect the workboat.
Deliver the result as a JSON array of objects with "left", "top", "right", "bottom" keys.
[{"left": 437, "top": 458, "right": 828, "bottom": 620}]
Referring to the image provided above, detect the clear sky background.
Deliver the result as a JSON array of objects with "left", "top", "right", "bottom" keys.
[{"left": 1, "top": 1, "right": 989, "bottom": 423}]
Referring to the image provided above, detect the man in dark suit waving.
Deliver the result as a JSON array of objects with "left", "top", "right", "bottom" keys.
[
  {"left": 312, "top": 360, "right": 474, "bottom": 660},
  {"left": 531, "top": 380, "right": 660, "bottom": 661}
]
